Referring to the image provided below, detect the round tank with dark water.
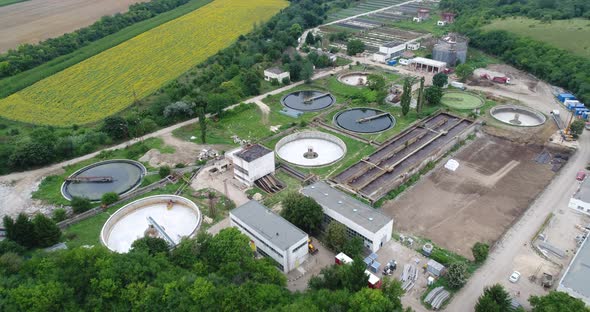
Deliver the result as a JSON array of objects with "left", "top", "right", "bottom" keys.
[
  {"left": 281, "top": 90, "right": 335, "bottom": 111},
  {"left": 334, "top": 108, "right": 395, "bottom": 133},
  {"left": 61, "top": 159, "right": 146, "bottom": 201}
]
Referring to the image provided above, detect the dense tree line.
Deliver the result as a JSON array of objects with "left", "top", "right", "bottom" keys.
[
  {"left": 440, "top": 0, "right": 590, "bottom": 103},
  {"left": 440, "top": 0, "right": 590, "bottom": 20},
  {"left": 0, "top": 228, "right": 407, "bottom": 312},
  {"left": 0, "top": 0, "right": 193, "bottom": 78}
]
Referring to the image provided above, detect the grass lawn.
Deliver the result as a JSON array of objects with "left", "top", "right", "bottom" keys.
[
  {"left": 32, "top": 138, "right": 175, "bottom": 206},
  {"left": 441, "top": 91, "right": 484, "bottom": 110},
  {"left": 483, "top": 17, "right": 590, "bottom": 59},
  {"left": 261, "top": 171, "right": 302, "bottom": 208},
  {"left": 0, "top": 0, "right": 28, "bottom": 7},
  {"left": 0, "top": 0, "right": 213, "bottom": 99}
]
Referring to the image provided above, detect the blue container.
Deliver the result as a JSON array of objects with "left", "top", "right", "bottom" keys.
[
  {"left": 558, "top": 93, "right": 576, "bottom": 103},
  {"left": 575, "top": 108, "right": 589, "bottom": 116},
  {"left": 568, "top": 103, "right": 585, "bottom": 111},
  {"left": 582, "top": 111, "right": 589, "bottom": 120},
  {"left": 387, "top": 60, "right": 397, "bottom": 66}
]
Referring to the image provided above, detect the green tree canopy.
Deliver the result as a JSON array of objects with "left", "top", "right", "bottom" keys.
[
  {"left": 475, "top": 284, "right": 512, "bottom": 312},
  {"left": 472, "top": 242, "right": 490, "bottom": 263},
  {"left": 424, "top": 86, "right": 443, "bottom": 106},
  {"left": 31, "top": 214, "right": 61, "bottom": 248},
  {"left": 346, "top": 39, "right": 365, "bottom": 56},
  {"left": 446, "top": 261, "right": 468, "bottom": 289},
  {"left": 281, "top": 192, "right": 324, "bottom": 235},
  {"left": 529, "top": 291, "right": 590, "bottom": 312},
  {"left": 455, "top": 64, "right": 474, "bottom": 82},
  {"left": 400, "top": 78, "right": 413, "bottom": 116},
  {"left": 433, "top": 73, "right": 448, "bottom": 88}
]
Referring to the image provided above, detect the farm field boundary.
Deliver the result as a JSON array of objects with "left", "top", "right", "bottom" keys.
[
  {"left": 0, "top": 0, "right": 212, "bottom": 99},
  {"left": 0, "top": 0, "right": 287, "bottom": 126}
]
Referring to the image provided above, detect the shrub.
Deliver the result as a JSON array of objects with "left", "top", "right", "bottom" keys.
[
  {"left": 32, "top": 214, "right": 62, "bottom": 248},
  {"left": 101, "top": 192, "right": 119, "bottom": 206},
  {"left": 0, "top": 240, "right": 26, "bottom": 256},
  {"left": 71, "top": 197, "right": 92, "bottom": 214},
  {"left": 446, "top": 262, "right": 468, "bottom": 289},
  {"left": 472, "top": 242, "right": 489, "bottom": 263},
  {"left": 51, "top": 208, "right": 67, "bottom": 222},
  {"left": 159, "top": 166, "right": 171, "bottom": 178}
]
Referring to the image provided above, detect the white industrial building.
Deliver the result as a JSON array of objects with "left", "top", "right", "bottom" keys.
[
  {"left": 372, "top": 52, "right": 389, "bottom": 63},
  {"left": 301, "top": 181, "right": 393, "bottom": 252},
  {"left": 264, "top": 67, "right": 290, "bottom": 82},
  {"left": 569, "top": 178, "right": 590, "bottom": 215},
  {"left": 410, "top": 57, "right": 447, "bottom": 73},
  {"left": 230, "top": 200, "right": 309, "bottom": 273},
  {"left": 407, "top": 42, "right": 421, "bottom": 51},
  {"left": 557, "top": 235, "right": 590, "bottom": 305},
  {"left": 228, "top": 144, "right": 275, "bottom": 186}
]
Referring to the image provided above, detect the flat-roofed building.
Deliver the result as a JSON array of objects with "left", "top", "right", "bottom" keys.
[
  {"left": 301, "top": 181, "right": 393, "bottom": 252},
  {"left": 569, "top": 178, "right": 590, "bottom": 216},
  {"left": 557, "top": 235, "right": 590, "bottom": 305},
  {"left": 410, "top": 57, "right": 447, "bottom": 73},
  {"left": 230, "top": 200, "right": 309, "bottom": 273},
  {"left": 228, "top": 144, "right": 275, "bottom": 186},
  {"left": 264, "top": 67, "right": 290, "bottom": 82}
]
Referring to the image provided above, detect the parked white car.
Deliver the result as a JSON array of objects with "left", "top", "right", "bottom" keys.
[{"left": 509, "top": 271, "right": 521, "bottom": 283}]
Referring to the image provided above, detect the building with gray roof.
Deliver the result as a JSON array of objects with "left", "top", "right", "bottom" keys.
[
  {"left": 568, "top": 178, "right": 590, "bottom": 216},
  {"left": 301, "top": 181, "right": 393, "bottom": 252},
  {"left": 230, "top": 200, "right": 309, "bottom": 273},
  {"left": 558, "top": 235, "right": 590, "bottom": 305}
]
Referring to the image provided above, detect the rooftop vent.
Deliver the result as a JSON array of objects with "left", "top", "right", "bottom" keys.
[
  {"left": 338, "top": 201, "right": 343, "bottom": 204},
  {"left": 353, "top": 209, "right": 358, "bottom": 212},
  {"left": 369, "top": 217, "right": 374, "bottom": 221},
  {"left": 324, "top": 193, "right": 329, "bottom": 196}
]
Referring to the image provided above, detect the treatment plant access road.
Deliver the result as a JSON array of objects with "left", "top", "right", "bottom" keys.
[
  {"left": 0, "top": 66, "right": 346, "bottom": 218},
  {"left": 444, "top": 131, "right": 590, "bottom": 311}
]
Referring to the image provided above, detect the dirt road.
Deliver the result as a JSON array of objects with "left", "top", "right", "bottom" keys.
[
  {"left": 0, "top": 0, "right": 147, "bottom": 52},
  {"left": 445, "top": 131, "right": 589, "bottom": 311}
]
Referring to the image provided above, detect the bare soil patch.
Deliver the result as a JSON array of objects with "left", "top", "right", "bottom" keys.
[
  {"left": 381, "top": 134, "right": 560, "bottom": 258},
  {"left": 0, "top": 0, "right": 147, "bottom": 52}
]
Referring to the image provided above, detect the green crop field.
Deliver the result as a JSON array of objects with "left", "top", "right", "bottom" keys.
[
  {"left": 484, "top": 17, "right": 590, "bottom": 59},
  {"left": 0, "top": 0, "right": 213, "bottom": 99},
  {"left": 0, "top": 0, "right": 287, "bottom": 126}
]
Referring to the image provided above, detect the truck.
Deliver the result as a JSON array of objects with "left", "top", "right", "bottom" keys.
[
  {"left": 480, "top": 73, "right": 511, "bottom": 84},
  {"left": 450, "top": 81, "right": 465, "bottom": 90}
]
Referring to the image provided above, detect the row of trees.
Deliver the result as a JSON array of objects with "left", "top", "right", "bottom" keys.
[
  {"left": 0, "top": 227, "right": 408, "bottom": 312},
  {"left": 0, "top": 0, "right": 193, "bottom": 78},
  {"left": 399, "top": 73, "right": 448, "bottom": 117},
  {"left": 441, "top": 0, "right": 590, "bottom": 20}
]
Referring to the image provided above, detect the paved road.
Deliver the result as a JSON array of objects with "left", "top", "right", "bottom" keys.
[{"left": 445, "top": 131, "right": 589, "bottom": 311}]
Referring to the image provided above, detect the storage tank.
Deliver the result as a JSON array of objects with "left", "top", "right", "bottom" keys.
[{"left": 432, "top": 33, "right": 468, "bottom": 67}]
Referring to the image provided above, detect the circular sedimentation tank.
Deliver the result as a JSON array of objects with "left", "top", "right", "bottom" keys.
[
  {"left": 275, "top": 131, "right": 346, "bottom": 167},
  {"left": 61, "top": 159, "right": 146, "bottom": 201},
  {"left": 441, "top": 91, "right": 485, "bottom": 110},
  {"left": 490, "top": 105, "right": 546, "bottom": 127},
  {"left": 338, "top": 72, "right": 369, "bottom": 86},
  {"left": 281, "top": 90, "right": 335, "bottom": 112},
  {"left": 100, "top": 195, "right": 201, "bottom": 253},
  {"left": 334, "top": 108, "right": 396, "bottom": 133}
]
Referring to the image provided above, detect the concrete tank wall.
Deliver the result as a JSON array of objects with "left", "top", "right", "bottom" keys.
[{"left": 432, "top": 40, "right": 468, "bottom": 66}]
